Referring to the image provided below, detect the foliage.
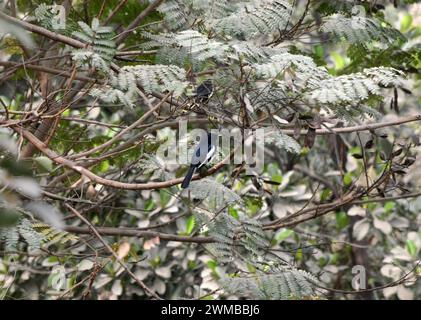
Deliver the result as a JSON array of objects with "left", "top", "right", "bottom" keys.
[
  {"left": 0, "top": 0, "right": 421, "bottom": 301},
  {"left": 321, "top": 14, "right": 404, "bottom": 44},
  {"left": 72, "top": 18, "right": 116, "bottom": 73},
  {"left": 211, "top": 0, "right": 292, "bottom": 39},
  {"left": 221, "top": 266, "right": 318, "bottom": 299}
]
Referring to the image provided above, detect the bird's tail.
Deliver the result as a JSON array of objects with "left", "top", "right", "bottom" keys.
[{"left": 181, "top": 166, "right": 196, "bottom": 189}]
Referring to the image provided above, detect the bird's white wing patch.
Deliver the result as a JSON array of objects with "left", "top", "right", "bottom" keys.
[{"left": 198, "top": 145, "right": 216, "bottom": 168}]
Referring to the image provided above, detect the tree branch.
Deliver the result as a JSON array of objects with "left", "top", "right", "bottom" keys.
[
  {"left": 277, "top": 115, "right": 421, "bottom": 135},
  {"left": 11, "top": 125, "right": 227, "bottom": 190},
  {"left": 115, "top": 0, "right": 165, "bottom": 45},
  {"left": 64, "top": 225, "right": 214, "bottom": 243},
  {"left": 0, "top": 11, "right": 85, "bottom": 49},
  {"left": 0, "top": 60, "right": 97, "bottom": 83},
  {"left": 65, "top": 204, "right": 161, "bottom": 299}
]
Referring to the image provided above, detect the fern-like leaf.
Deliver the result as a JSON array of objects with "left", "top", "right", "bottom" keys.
[
  {"left": 122, "top": 64, "right": 188, "bottom": 96},
  {"left": 143, "top": 30, "right": 228, "bottom": 63},
  {"left": 221, "top": 266, "right": 319, "bottom": 299},
  {"left": 187, "top": 178, "right": 242, "bottom": 208},
  {"left": 321, "top": 14, "right": 404, "bottom": 44},
  {"left": 308, "top": 67, "right": 404, "bottom": 105},
  {"left": 212, "top": 0, "right": 292, "bottom": 39},
  {"left": 265, "top": 129, "right": 301, "bottom": 154},
  {"left": 72, "top": 18, "right": 116, "bottom": 74},
  {"left": 0, "top": 218, "right": 78, "bottom": 251}
]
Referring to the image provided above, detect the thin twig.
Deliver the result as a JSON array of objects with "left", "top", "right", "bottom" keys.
[{"left": 65, "top": 203, "right": 161, "bottom": 299}]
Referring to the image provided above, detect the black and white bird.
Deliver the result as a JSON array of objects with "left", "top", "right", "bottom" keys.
[
  {"left": 194, "top": 79, "right": 214, "bottom": 103},
  {"left": 181, "top": 132, "right": 218, "bottom": 189}
]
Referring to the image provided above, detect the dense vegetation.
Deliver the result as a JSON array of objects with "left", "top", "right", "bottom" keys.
[{"left": 0, "top": 0, "right": 421, "bottom": 300}]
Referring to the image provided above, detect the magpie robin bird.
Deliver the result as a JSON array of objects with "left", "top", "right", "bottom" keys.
[
  {"left": 194, "top": 80, "right": 214, "bottom": 103},
  {"left": 181, "top": 132, "right": 218, "bottom": 189}
]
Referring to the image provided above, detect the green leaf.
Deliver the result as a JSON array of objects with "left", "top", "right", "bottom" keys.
[
  {"left": 276, "top": 228, "right": 294, "bottom": 242},
  {"left": 144, "top": 199, "right": 156, "bottom": 211},
  {"left": 320, "top": 189, "right": 332, "bottom": 202},
  {"left": 335, "top": 211, "right": 350, "bottom": 230},
  {"left": 245, "top": 198, "right": 262, "bottom": 215},
  {"left": 314, "top": 44, "right": 324, "bottom": 59},
  {"left": 159, "top": 189, "right": 171, "bottom": 207},
  {"left": 330, "top": 52, "right": 347, "bottom": 71},
  {"left": 295, "top": 248, "right": 303, "bottom": 263},
  {"left": 42, "top": 256, "right": 59, "bottom": 267},
  {"left": 34, "top": 156, "right": 53, "bottom": 172},
  {"left": 228, "top": 206, "right": 239, "bottom": 220},
  {"left": 207, "top": 260, "right": 217, "bottom": 271},
  {"left": 185, "top": 215, "right": 195, "bottom": 235},
  {"left": 271, "top": 174, "right": 283, "bottom": 184},
  {"left": 0, "top": 208, "right": 20, "bottom": 227},
  {"left": 406, "top": 239, "right": 417, "bottom": 257},
  {"left": 401, "top": 14, "right": 413, "bottom": 33},
  {"left": 384, "top": 201, "right": 395, "bottom": 213},
  {"left": 98, "top": 160, "right": 109, "bottom": 173},
  {"left": 343, "top": 172, "right": 353, "bottom": 186}
]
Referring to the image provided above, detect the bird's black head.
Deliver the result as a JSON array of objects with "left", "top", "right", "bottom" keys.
[
  {"left": 199, "top": 80, "right": 212, "bottom": 91},
  {"left": 196, "top": 80, "right": 213, "bottom": 101}
]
